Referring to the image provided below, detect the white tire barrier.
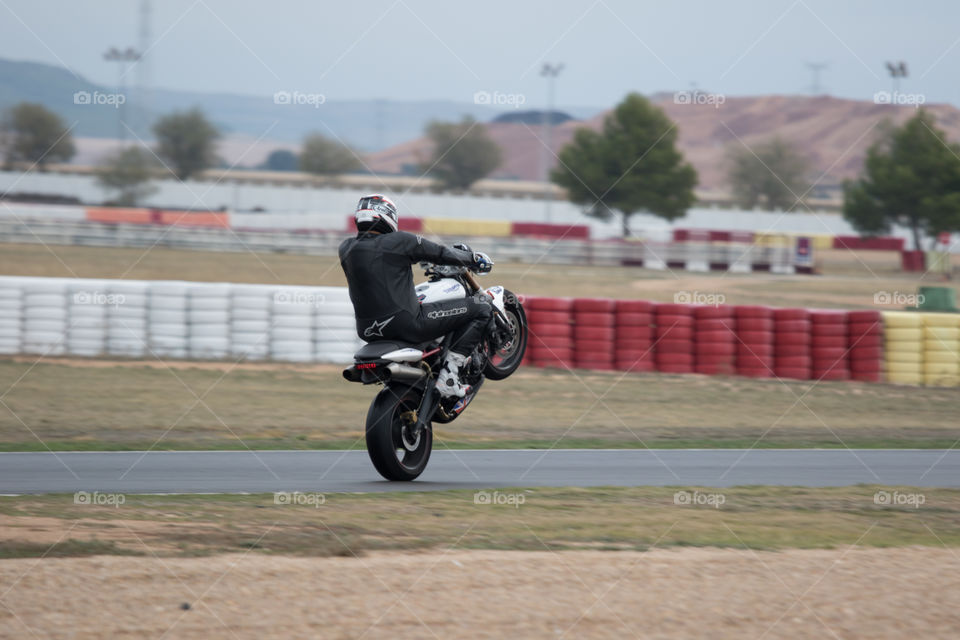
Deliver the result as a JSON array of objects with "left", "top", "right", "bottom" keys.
[{"left": 0, "top": 276, "right": 371, "bottom": 364}]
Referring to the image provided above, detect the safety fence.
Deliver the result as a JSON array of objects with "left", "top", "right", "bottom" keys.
[{"left": 521, "top": 297, "right": 960, "bottom": 388}]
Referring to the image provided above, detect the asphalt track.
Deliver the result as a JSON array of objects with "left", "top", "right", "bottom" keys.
[{"left": 1, "top": 449, "right": 958, "bottom": 494}]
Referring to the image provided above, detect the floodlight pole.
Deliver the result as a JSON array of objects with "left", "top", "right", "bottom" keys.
[
  {"left": 103, "top": 47, "right": 141, "bottom": 144},
  {"left": 540, "top": 62, "right": 564, "bottom": 223}
]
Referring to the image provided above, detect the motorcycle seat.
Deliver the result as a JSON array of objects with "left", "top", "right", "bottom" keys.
[{"left": 354, "top": 340, "right": 434, "bottom": 361}]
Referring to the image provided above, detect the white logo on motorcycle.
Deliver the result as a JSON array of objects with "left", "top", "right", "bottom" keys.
[
  {"left": 427, "top": 307, "right": 467, "bottom": 320},
  {"left": 363, "top": 315, "right": 395, "bottom": 338}
]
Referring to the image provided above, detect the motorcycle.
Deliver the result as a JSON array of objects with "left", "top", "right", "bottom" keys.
[{"left": 342, "top": 258, "right": 527, "bottom": 481}]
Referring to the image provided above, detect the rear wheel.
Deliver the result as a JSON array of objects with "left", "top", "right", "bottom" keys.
[
  {"left": 365, "top": 386, "right": 432, "bottom": 481},
  {"left": 483, "top": 289, "right": 527, "bottom": 380}
]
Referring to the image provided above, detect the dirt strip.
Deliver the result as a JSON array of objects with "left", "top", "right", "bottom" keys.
[{"left": 1, "top": 548, "right": 958, "bottom": 639}]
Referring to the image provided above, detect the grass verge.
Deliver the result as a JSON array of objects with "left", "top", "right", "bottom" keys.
[
  {"left": 1, "top": 357, "right": 957, "bottom": 451},
  {"left": 1, "top": 486, "right": 958, "bottom": 558}
]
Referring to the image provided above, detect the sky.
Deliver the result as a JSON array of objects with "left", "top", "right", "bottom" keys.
[{"left": 1, "top": 0, "right": 959, "bottom": 109}]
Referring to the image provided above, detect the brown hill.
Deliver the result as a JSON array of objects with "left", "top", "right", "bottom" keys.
[{"left": 365, "top": 95, "right": 960, "bottom": 193}]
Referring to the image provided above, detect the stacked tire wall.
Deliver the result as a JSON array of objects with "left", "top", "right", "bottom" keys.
[
  {"left": 809, "top": 311, "right": 850, "bottom": 381},
  {"left": 848, "top": 310, "right": 884, "bottom": 383},
  {"left": 3, "top": 276, "right": 959, "bottom": 388},
  {"left": 654, "top": 304, "right": 694, "bottom": 374},
  {"left": 735, "top": 306, "right": 774, "bottom": 377},
  {"left": 773, "top": 308, "right": 811, "bottom": 380},
  {"left": 922, "top": 314, "right": 960, "bottom": 387},
  {"left": 694, "top": 305, "right": 736, "bottom": 376},
  {"left": 614, "top": 300, "right": 655, "bottom": 372},
  {"left": 525, "top": 297, "right": 574, "bottom": 369},
  {"left": 0, "top": 276, "right": 363, "bottom": 364},
  {"left": 883, "top": 312, "right": 923, "bottom": 386},
  {"left": 572, "top": 299, "right": 616, "bottom": 371}
]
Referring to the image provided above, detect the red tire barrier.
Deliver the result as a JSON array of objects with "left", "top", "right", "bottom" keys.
[
  {"left": 810, "top": 310, "right": 850, "bottom": 379},
  {"left": 774, "top": 320, "right": 810, "bottom": 333},
  {"left": 530, "top": 324, "right": 573, "bottom": 338},
  {"left": 574, "top": 312, "right": 615, "bottom": 327},
  {"left": 775, "top": 367, "right": 813, "bottom": 380},
  {"left": 616, "top": 300, "right": 655, "bottom": 313},
  {"left": 694, "top": 305, "right": 737, "bottom": 376},
  {"left": 774, "top": 342, "right": 809, "bottom": 357},
  {"left": 573, "top": 298, "right": 617, "bottom": 313},
  {"left": 615, "top": 300, "right": 656, "bottom": 373},
  {"left": 525, "top": 297, "right": 574, "bottom": 368},
  {"left": 695, "top": 318, "right": 736, "bottom": 331},
  {"left": 736, "top": 317, "right": 774, "bottom": 331},
  {"left": 655, "top": 303, "right": 694, "bottom": 373},
  {"left": 734, "top": 304, "right": 773, "bottom": 378},
  {"left": 847, "top": 310, "right": 883, "bottom": 383},
  {"left": 572, "top": 298, "right": 616, "bottom": 369},
  {"left": 527, "top": 310, "right": 571, "bottom": 325},
  {"left": 773, "top": 308, "right": 809, "bottom": 321},
  {"left": 735, "top": 305, "right": 774, "bottom": 318},
  {"left": 616, "top": 339, "right": 655, "bottom": 352},
  {"left": 615, "top": 313, "right": 654, "bottom": 326},
  {"left": 526, "top": 297, "right": 574, "bottom": 311},
  {"left": 575, "top": 326, "right": 616, "bottom": 341}
]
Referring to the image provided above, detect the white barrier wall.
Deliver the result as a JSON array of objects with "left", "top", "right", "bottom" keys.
[
  {"left": 0, "top": 276, "right": 364, "bottom": 364},
  {"left": 0, "top": 169, "right": 936, "bottom": 245}
]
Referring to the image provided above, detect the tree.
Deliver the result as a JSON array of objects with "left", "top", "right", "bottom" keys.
[
  {"left": 421, "top": 116, "right": 501, "bottom": 191},
  {"left": 843, "top": 110, "right": 960, "bottom": 250},
  {"left": 299, "top": 133, "right": 361, "bottom": 175},
  {"left": 552, "top": 93, "right": 697, "bottom": 237},
  {"left": 0, "top": 102, "right": 75, "bottom": 169},
  {"left": 262, "top": 149, "right": 298, "bottom": 172},
  {"left": 96, "top": 146, "right": 158, "bottom": 206},
  {"left": 152, "top": 108, "right": 219, "bottom": 181},
  {"left": 727, "top": 137, "right": 810, "bottom": 209}
]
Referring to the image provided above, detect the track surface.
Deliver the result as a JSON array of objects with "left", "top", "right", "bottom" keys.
[{"left": 1, "top": 449, "right": 958, "bottom": 494}]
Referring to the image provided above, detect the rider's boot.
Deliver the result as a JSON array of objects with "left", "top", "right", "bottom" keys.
[{"left": 436, "top": 351, "right": 471, "bottom": 398}]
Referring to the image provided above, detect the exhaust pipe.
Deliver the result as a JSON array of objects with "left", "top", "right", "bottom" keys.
[{"left": 386, "top": 362, "right": 426, "bottom": 380}]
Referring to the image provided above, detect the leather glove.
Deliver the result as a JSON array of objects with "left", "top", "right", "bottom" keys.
[{"left": 473, "top": 251, "right": 494, "bottom": 274}]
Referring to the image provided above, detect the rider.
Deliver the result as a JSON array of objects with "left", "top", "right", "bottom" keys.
[{"left": 339, "top": 194, "right": 494, "bottom": 398}]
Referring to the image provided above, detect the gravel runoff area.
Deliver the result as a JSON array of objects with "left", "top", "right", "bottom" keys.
[{"left": 2, "top": 548, "right": 958, "bottom": 639}]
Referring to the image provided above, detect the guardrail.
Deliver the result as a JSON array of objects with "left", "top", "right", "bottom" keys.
[{"left": 0, "top": 219, "right": 797, "bottom": 271}]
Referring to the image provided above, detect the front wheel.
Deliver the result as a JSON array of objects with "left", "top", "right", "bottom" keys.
[
  {"left": 365, "top": 386, "right": 433, "bottom": 481},
  {"left": 483, "top": 289, "right": 527, "bottom": 380}
]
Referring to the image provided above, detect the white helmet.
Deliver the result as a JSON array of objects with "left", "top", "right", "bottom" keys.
[{"left": 355, "top": 193, "right": 399, "bottom": 233}]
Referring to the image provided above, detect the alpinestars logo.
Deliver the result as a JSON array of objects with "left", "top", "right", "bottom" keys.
[
  {"left": 427, "top": 307, "right": 467, "bottom": 320},
  {"left": 363, "top": 315, "right": 395, "bottom": 338}
]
